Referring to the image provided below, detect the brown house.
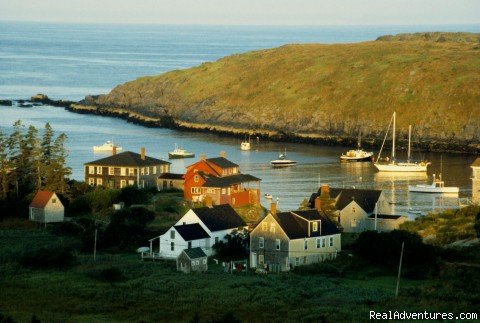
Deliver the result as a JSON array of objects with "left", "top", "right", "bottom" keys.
[{"left": 84, "top": 148, "right": 171, "bottom": 189}]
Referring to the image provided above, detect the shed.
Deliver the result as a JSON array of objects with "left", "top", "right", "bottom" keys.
[
  {"left": 176, "top": 247, "right": 208, "bottom": 273},
  {"left": 29, "top": 191, "right": 64, "bottom": 223}
]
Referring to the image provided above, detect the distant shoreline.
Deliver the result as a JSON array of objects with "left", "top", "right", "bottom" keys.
[{"left": 3, "top": 95, "right": 478, "bottom": 155}]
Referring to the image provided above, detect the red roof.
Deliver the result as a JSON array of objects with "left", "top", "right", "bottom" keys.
[{"left": 30, "top": 191, "right": 55, "bottom": 208}]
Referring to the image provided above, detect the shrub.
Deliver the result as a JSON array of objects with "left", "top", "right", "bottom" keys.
[
  {"left": 19, "top": 245, "right": 76, "bottom": 269},
  {"left": 213, "top": 229, "right": 249, "bottom": 261},
  {"left": 119, "top": 186, "right": 153, "bottom": 206},
  {"left": 293, "top": 262, "right": 344, "bottom": 277},
  {"left": 86, "top": 266, "right": 126, "bottom": 284}
]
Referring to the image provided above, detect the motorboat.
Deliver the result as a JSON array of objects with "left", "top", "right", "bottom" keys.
[
  {"left": 340, "top": 130, "right": 373, "bottom": 161},
  {"left": 240, "top": 135, "right": 251, "bottom": 151},
  {"left": 264, "top": 193, "right": 273, "bottom": 199},
  {"left": 93, "top": 140, "right": 122, "bottom": 152},
  {"left": 374, "top": 112, "right": 430, "bottom": 172},
  {"left": 271, "top": 149, "right": 297, "bottom": 167},
  {"left": 407, "top": 208, "right": 425, "bottom": 216},
  {"left": 408, "top": 174, "right": 459, "bottom": 194},
  {"left": 168, "top": 144, "right": 195, "bottom": 159}
]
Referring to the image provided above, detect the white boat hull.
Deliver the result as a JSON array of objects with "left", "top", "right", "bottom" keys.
[
  {"left": 271, "top": 161, "right": 297, "bottom": 167},
  {"left": 374, "top": 163, "right": 428, "bottom": 172},
  {"left": 408, "top": 185, "right": 459, "bottom": 194},
  {"left": 340, "top": 150, "right": 373, "bottom": 162},
  {"left": 240, "top": 142, "right": 251, "bottom": 151}
]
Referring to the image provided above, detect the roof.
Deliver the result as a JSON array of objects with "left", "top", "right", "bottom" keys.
[
  {"left": 471, "top": 157, "right": 480, "bottom": 167},
  {"left": 84, "top": 151, "right": 170, "bottom": 167},
  {"left": 272, "top": 209, "right": 341, "bottom": 240},
  {"left": 206, "top": 157, "right": 238, "bottom": 169},
  {"left": 203, "top": 173, "right": 261, "bottom": 188},
  {"left": 193, "top": 204, "right": 246, "bottom": 232},
  {"left": 174, "top": 223, "right": 210, "bottom": 241},
  {"left": 368, "top": 214, "right": 402, "bottom": 220},
  {"left": 182, "top": 247, "right": 207, "bottom": 259},
  {"left": 291, "top": 209, "right": 324, "bottom": 221},
  {"left": 309, "top": 187, "right": 382, "bottom": 213},
  {"left": 158, "top": 173, "right": 184, "bottom": 180},
  {"left": 30, "top": 191, "right": 55, "bottom": 208}
]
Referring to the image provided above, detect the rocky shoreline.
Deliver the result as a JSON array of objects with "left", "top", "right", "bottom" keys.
[{"left": 3, "top": 94, "right": 480, "bottom": 155}]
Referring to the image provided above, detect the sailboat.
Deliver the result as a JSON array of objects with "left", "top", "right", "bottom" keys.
[
  {"left": 271, "top": 149, "right": 297, "bottom": 167},
  {"left": 340, "top": 129, "right": 374, "bottom": 162},
  {"left": 240, "top": 135, "right": 251, "bottom": 151},
  {"left": 374, "top": 112, "right": 430, "bottom": 172}
]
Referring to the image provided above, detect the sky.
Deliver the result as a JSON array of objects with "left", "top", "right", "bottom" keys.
[{"left": 0, "top": 0, "right": 479, "bottom": 25}]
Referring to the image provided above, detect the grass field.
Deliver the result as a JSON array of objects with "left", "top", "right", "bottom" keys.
[{"left": 0, "top": 226, "right": 478, "bottom": 322}]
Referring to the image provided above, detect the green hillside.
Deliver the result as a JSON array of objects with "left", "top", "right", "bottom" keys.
[{"left": 93, "top": 32, "right": 480, "bottom": 151}]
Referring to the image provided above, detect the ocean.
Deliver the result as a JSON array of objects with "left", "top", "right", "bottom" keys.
[{"left": 0, "top": 22, "right": 479, "bottom": 211}]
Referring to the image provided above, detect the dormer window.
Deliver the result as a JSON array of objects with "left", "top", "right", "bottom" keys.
[{"left": 312, "top": 221, "right": 318, "bottom": 232}]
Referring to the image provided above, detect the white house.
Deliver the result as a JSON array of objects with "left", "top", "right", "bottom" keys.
[
  {"left": 149, "top": 204, "right": 247, "bottom": 259},
  {"left": 29, "top": 190, "right": 64, "bottom": 223},
  {"left": 309, "top": 185, "right": 404, "bottom": 233},
  {"left": 471, "top": 157, "right": 480, "bottom": 204}
]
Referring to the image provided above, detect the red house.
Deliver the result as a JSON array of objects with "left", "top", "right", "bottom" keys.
[{"left": 184, "top": 153, "right": 261, "bottom": 207}]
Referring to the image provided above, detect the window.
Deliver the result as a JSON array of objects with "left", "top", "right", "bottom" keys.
[
  {"left": 120, "top": 168, "right": 126, "bottom": 176},
  {"left": 316, "top": 238, "right": 321, "bottom": 249},
  {"left": 221, "top": 188, "right": 226, "bottom": 194},
  {"left": 191, "top": 260, "right": 195, "bottom": 266},
  {"left": 270, "top": 223, "right": 275, "bottom": 233},
  {"left": 329, "top": 237, "right": 334, "bottom": 247},
  {"left": 108, "top": 167, "right": 114, "bottom": 175},
  {"left": 88, "top": 178, "right": 95, "bottom": 186},
  {"left": 275, "top": 239, "right": 280, "bottom": 250},
  {"left": 128, "top": 180, "right": 134, "bottom": 186},
  {"left": 191, "top": 187, "right": 201, "bottom": 194},
  {"left": 97, "top": 178, "right": 102, "bottom": 186},
  {"left": 146, "top": 167, "right": 150, "bottom": 175},
  {"left": 304, "top": 240, "right": 308, "bottom": 250},
  {"left": 295, "top": 257, "right": 299, "bottom": 266},
  {"left": 233, "top": 167, "right": 238, "bottom": 174},
  {"left": 351, "top": 218, "right": 357, "bottom": 227},
  {"left": 261, "top": 222, "right": 267, "bottom": 231},
  {"left": 259, "top": 255, "right": 264, "bottom": 265},
  {"left": 141, "top": 168, "right": 145, "bottom": 175},
  {"left": 321, "top": 238, "right": 326, "bottom": 248},
  {"left": 96, "top": 166, "right": 102, "bottom": 174},
  {"left": 120, "top": 180, "right": 126, "bottom": 188},
  {"left": 88, "top": 166, "right": 95, "bottom": 174},
  {"left": 52, "top": 198, "right": 56, "bottom": 204},
  {"left": 312, "top": 221, "right": 318, "bottom": 232},
  {"left": 203, "top": 259, "right": 207, "bottom": 264},
  {"left": 196, "top": 260, "right": 199, "bottom": 265},
  {"left": 129, "top": 168, "right": 135, "bottom": 176},
  {"left": 352, "top": 207, "right": 356, "bottom": 213},
  {"left": 170, "top": 230, "right": 175, "bottom": 239},
  {"left": 170, "top": 242, "right": 174, "bottom": 251},
  {"left": 153, "top": 166, "right": 157, "bottom": 175},
  {"left": 194, "top": 175, "right": 199, "bottom": 183},
  {"left": 188, "top": 241, "right": 192, "bottom": 249},
  {"left": 259, "top": 237, "right": 264, "bottom": 248}
]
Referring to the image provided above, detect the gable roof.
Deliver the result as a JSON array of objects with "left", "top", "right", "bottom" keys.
[
  {"left": 84, "top": 151, "right": 170, "bottom": 167},
  {"left": 174, "top": 223, "right": 210, "bottom": 241},
  {"left": 193, "top": 204, "right": 246, "bottom": 232},
  {"left": 203, "top": 173, "right": 261, "bottom": 188},
  {"left": 309, "top": 187, "right": 382, "bottom": 214},
  {"left": 182, "top": 247, "right": 207, "bottom": 259},
  {"left": 30, "top": 191, "right": 55, "bottom": 208},
  {"left": 206, "top": 157, "right": 238, "bottom": 169},
  {"left": 471, "top": 157, "right": 480, "bottom": 167},
  {"left": 272, "top": 209, "right": 341, "bottom": 240}
]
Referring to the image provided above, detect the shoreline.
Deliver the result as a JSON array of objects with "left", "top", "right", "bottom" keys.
[{"left": 4, "top": 96, "right": 480, "bottom": 155}]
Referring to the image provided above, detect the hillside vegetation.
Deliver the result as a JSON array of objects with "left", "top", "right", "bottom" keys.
[{"left": 93, "top": 32, "right": 480, "bottom": 151}]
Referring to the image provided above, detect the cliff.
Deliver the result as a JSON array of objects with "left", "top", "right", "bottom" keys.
[{"left": 90, "top": 32, "right": 480, "bottom": 152}]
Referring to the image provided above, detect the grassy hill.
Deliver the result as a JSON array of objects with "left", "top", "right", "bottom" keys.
[{"left": 93, "top": 32, "right": 480, "bottom": 151}]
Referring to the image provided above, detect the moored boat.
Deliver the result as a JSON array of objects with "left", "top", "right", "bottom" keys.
[
  {"left": 240, "top": 135, "right": 251, "bottom": 151},
  {"left": 408, "top": 174, "right": 459, "bottom": 194},
  {"left": 271, "top": 149, "right": 296, "bottom": 167},
  {"left": 340, "top": 129, "right": 373, "bottom": 161},
  {"left": 93, "top": 140, "right": 122, "bottom": 152},
  {"left": 168, "top": 144, "right": 195, "bottom": 159}
]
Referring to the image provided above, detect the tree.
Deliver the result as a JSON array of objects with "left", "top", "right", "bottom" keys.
[
  {"left": 44, "top": 132, "right": 71, "bottom": 194},
  {"left": 213, "top": 229, "right": 249, "bottom": 261},
  {"left": 0, "top": 130, "right": 11, "bottom": 198},
  {"left": 475, "top": 211, "right": 480, "bottom": 238}
]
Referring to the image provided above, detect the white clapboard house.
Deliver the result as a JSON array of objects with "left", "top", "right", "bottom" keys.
[{"left": 29, "top": 190, "right": 64, "bottom": 223}]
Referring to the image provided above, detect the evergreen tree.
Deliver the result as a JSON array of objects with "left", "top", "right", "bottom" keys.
[
  {"left": 46, "top": 133, "right": 71, "bottom": 194},
  {"left": 0, "top": 130, "right": 10, "bottom": 198},
  {"left": 7, "top": 120, "right": 25, "bottom": 197},
  {"left": 23, "top": 125, "right": 42, "bottom": 192}
]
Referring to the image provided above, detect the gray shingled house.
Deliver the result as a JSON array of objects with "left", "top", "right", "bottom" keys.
[{"left": 177, "top": 247, "right": 208, "bottom": 273}]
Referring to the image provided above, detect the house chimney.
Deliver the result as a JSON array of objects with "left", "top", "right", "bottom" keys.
[
  {"left": 219, "top": 151, "right": 226, "bottom": 158},
  {"left": 270, "top": 202, "right": 277, "bottom": 215},
  {"left": 112, "top": 146, "right": 117, "bottom": 156},
  {"left": 205, "top": 195, "right": 213, "bottom": 208},
  {"left": 200, "top": 154, "right": 206, "bottom": 161},
  {"left": 140, "top": 147, "right": 146, "bottom": 160},
  {"left": 320, "top": 184, "right": 330, "bottom": 196},
  {"left": 314, "top": 197, "right": 321, "bottom": 211}
]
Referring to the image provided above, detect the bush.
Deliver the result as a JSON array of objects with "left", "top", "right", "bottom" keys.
[
  {"left": 293, "top": 262, "right": 344, "bottom": 277},
  {"left": 86, "top": 266, "right": 126, "bottom": 284},
  {"left": 119, "top": 186, "right": 153, "bottom": 206},
  {"left": 19, "top": 245, "right": 76, "bottom": 269},
  {"left": 213, "top": 229, "right": 249, "bottom": 261}
]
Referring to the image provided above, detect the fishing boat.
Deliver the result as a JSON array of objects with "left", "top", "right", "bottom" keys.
[
  {"left": 407, "top": 208, "right": 425, "bottom": 216},
  {"left": 93, "top": 140, "right": 122, "bottom": 152},
  {"left": 271, "top": 149, "right": 297, "bottom": 167},
  {"left": 340, "top": 130, "right": 374, "bottom": 161},
  {"left": 168, "top": 144, "right": 195, "bottom": 159},
  {"left": 240, "top": 136, "right": 251, "bottom": 151},
  {"left": 264, "top": 193, "right": 273, "bottom": 199},
  {"left": 374, "top": 112, "right": 430, "bottom": 172},
  {"left": 408, "top": 174, "right": 459, "bottom": 194}
]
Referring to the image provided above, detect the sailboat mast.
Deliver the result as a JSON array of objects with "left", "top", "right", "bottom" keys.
[
  {"left": 408, "top": 125, "right": 412, "bottom": 162},
  {"left": 357, "top": 129, "right": 361, "bottom": 149},
  {"left": 392, "top": 112, "right": 396, "bottom": 160}
]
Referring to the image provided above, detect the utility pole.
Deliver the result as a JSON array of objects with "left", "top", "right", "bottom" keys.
[
  {"left": 374, "top": 202, "right": 378, "bottom": 232},
  {"left": 395, "top": 242, "right": 405, "bottom": 297},
  {"left": 93, "top": 228, "right": 98, "bottom": 262}
]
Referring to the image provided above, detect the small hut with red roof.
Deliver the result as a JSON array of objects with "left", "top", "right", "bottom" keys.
[{"left": 29, "top": 190, "right": 64, "bottom": 223}]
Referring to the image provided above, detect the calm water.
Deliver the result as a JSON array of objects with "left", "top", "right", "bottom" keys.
[{"left": 1, "top": 22, "right": 479, "bottom": 212}]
